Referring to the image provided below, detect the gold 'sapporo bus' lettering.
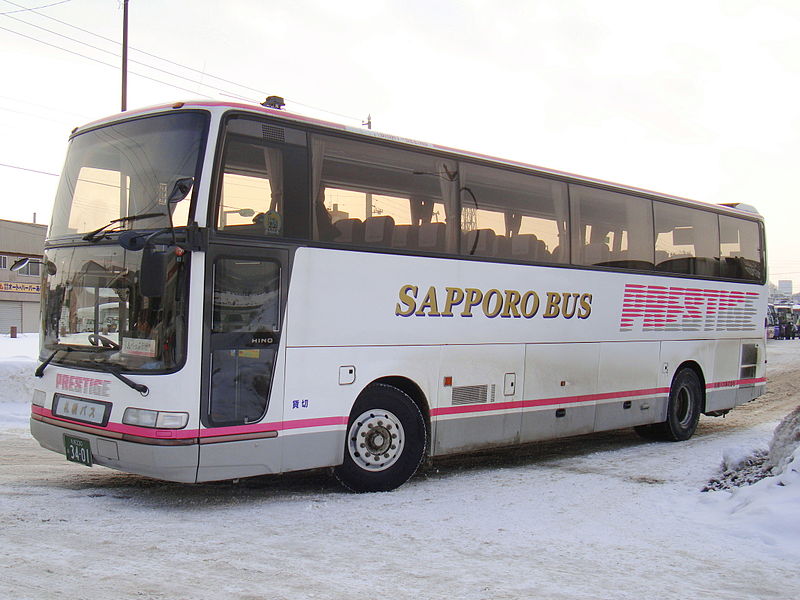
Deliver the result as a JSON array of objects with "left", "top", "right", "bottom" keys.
[
  {"left": 415, "top": 286, "right": 441, "bottom": 317},
  {"left": 442, "top": 287, "right": 464, "bottom": 317},
  {"left": 462, "top": 288, "right": 483, "bottom": 317},
  {"left": 395, "top": 285, "right": 593, "bottom": 320},
  {"left": 395, "top": 284, "right": 418, "bottom": 316}
]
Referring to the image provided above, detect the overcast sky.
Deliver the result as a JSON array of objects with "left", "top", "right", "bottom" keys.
[{"left": 1, "top": 0, "right": 799, "bottom": 288}]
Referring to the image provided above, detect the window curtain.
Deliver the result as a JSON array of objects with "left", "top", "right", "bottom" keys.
[
  {"left": 438, "top": 160, "right": 459, "bottom": 252},
  {"left": 264, "top": 148, "right": 283, "bottom": 213},
  {"left": 311, "top": 136, "right": 327, "bottom": 239}
]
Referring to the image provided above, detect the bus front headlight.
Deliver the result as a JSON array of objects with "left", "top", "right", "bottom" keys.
[{"left": 123, "top": 408, "right": 189, "bottom": 429}]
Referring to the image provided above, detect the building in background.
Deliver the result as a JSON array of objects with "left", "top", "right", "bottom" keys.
[
  {"left": 778, "top": 279, "right": 793, "bottom": 297},
  {"left": 0, "top": 219, "right": 47, "bottom": 333}
]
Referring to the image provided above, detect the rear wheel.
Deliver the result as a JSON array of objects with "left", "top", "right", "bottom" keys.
[
  {"left": 334, "top": 383, "right": 426, "bottom": 492},
  {"left": 636, "top": 367, "right": 702, "bottom": 441}
]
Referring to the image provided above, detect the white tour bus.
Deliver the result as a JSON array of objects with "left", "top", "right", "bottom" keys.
[{"left": 27, "top": 101, "right": 767, "bottom": 492}]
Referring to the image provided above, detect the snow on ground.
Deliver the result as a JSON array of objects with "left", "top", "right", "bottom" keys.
[
  {"left": 1, "top": 335, "right": 799, "bottom": 599},
  {"left": 764, "top": 338, "right": 800, "bottom": 374}
]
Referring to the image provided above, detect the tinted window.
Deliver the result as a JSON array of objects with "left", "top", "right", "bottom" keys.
[
  {"left": 459, "top": 163, "right": 569, "bottom": 263},
  {"left": 654, "top": 202, "right": 720, "bottom": 276},
  {"left": 212, "top": 259, "right": 280, "bottom": 333},
  {"left": 312, "top": 135, "right": 458, "bottom": 253},
  {"left": 216, "top": 117, "right": 309, "bottom": 239},
  {"left": 719, "top": 215, "right": 763, "bottom": 281},
  {"left": 569, "top": 186, "right": 654, "bottom": 269},
  {"left": 209, "top": 257, "right": 280, "bottom": 426}
]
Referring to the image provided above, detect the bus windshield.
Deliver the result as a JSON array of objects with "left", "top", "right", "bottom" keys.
[
  {"left": 49, "top": 112, "right": 208, "bottom": 238},
  {"left": 40, "top": 244, "right": 187, "bottom": 373}
]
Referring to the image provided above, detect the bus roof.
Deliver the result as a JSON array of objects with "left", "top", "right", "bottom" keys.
[{"left": 73, "top": 100, "right": 763, "bottom": 221}]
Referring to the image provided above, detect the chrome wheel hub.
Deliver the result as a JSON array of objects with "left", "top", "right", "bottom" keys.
[{"left": 347, "top": 409, "right": 405, "bottom": 472}]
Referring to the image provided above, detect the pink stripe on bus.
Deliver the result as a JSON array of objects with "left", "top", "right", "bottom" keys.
[
  {"left": 32, "top": 406, "right": 348, "bottom": 440},
  {"left": 32, "top": 376, "right": 766, "bottom": 437},
  {"left": 432, "top": 387, "right": 670, "bottom": 417}
]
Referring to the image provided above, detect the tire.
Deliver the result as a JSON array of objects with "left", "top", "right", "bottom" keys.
[
  {"left": 334, "top": 383, "right": 426, "bottom": 493},
  {"left": 637, "top": 368, "right": 702, "bottom": 442}
]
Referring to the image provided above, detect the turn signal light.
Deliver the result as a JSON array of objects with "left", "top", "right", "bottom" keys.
[{"left": 32, "top": 389, "right": 46, "bottom": 407}]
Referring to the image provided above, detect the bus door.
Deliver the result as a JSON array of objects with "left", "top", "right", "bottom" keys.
[{"left": 198, "top": 246, "right": 287, "bottom": 473}]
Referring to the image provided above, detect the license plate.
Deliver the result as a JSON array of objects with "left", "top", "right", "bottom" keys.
[{"left": 64, "top": 434, "right": 92, "bottom": 467}]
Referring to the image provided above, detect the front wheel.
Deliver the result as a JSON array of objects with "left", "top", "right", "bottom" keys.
[{"left": 334, "top": 383, "right": 426, "bottom": 492}]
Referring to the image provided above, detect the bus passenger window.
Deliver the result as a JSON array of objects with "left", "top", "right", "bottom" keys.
[
  {"left": 216, "top": 117, "right": 309, "bottom": 239},
  {"left": 458, "top": 163, "right": 569, "bottom": 263},
  {"left": 312, "top": 134, "right": 457, "bottom": 253},
  {"left": 654, "top": 202, "right": 720, "bottom": 277},
  {"left": 719, "top": 215, "right": 763, "bottom": 281},
  {"left": 569, "top": 186, "right": 654, "bottom": 269}
]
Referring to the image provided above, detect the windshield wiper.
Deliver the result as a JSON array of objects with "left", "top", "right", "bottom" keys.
[
  {"left": 89, "top": 362, "right": 149, "bottom": 396},
  {"left": 35, "top": 344, "right": 113, "bottom": 377},
  {"left": 83, "top": 212, "right": 165, "bottom": 242},
  {"left": 35, "top": 346, "right": 73, "bottom": 378}
]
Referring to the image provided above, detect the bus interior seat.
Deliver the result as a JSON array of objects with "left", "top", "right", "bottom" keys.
[
  {"left": 363, "top": 216, "right": 395, "bottom": 247},
  {"left": 393, "top": 224, "right": 418, "bottom": 249},
  {"left": 511, "top": 234, "right": 539, "bottom": 260},
  {"left": 583, "top": 242, "right": 611, "bottom": 265},
  {"left": 334, "top": 218, "right": 364, "bottom": 244},
  {"left": 463, "top": 229, "right": 497, "bottom": 257},
  {"left": 536, "top": 240, "right": 550, "bottom": 260},
  {"left": 418, "top": 223, "right": 446, "bottom": 253},
  {"left": 495, "top": 235, "right": 511, "bottom": 258}
]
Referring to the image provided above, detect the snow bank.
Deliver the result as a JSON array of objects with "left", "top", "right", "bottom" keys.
[
  {"left": 765, "top": 404, "right": 800, "bottom": 473},
  {"left": 711, "top": 448, "right": 800, "bottom": 550},
  {"left": 704, "top": 404, "right": 800, "bottom": 554},
  {"left": 0, "top": 334, "right": 38, "bottom": 427}
]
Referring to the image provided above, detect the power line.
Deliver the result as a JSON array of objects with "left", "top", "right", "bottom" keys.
[
  {"left": 0, "top": 0, "right": 70, "bottom": 15},
  {"left": 2, "top": 0, "right": 266, "bottom": 95},
  {"left": 9, "top": 0, "right": 271, "bottom": 98},
  {"left": 1, "top": 10, "right": 256, "bottom": 103},
  {"left": 0, "top": 161, "right": 59, "bottom": 176},
  {"left": 0, "top": 23, "right": 215, "bottom": 98},
  {"left": 0, "top": 0, "right": 366, "bottom": 124},
  {"left": 0, "top": 103, "right": 75, "bottom": 124},
  {"left": 0, "top": 93, "right": 91, "bottom": 119}
]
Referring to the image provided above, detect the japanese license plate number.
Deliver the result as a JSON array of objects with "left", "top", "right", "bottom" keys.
[{"left": 64, "top": 434, "right": 92, "bottom": 467}]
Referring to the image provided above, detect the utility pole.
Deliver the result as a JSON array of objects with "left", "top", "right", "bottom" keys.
[{"left": 121, "top": 0, "right": 128, "bottom": 111}]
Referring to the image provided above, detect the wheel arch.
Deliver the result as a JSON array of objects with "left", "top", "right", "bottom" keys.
[
  {"left": 368, "top": 376, "right": 432, "bottom": 456},
  {"left": 674, "top": 360, "right": 707, "bottom": 413}
]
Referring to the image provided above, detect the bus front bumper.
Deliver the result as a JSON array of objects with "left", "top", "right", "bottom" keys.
[{"left": 30, "top": 416, "right": 200, "bottom": 483}]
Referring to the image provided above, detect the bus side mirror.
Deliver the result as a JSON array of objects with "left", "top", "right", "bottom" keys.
[
  {"left": 139, "top": 246, "right": 168, "bottom": 297},
  {"left": 168, "top": 177, "right": 194, "bottom": 204},
  {"left": 10, "top": 257, "right": 57, "bottom": 275},
  {"left": 10, "top": 257, "right": 29, "bottom": 272}
]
